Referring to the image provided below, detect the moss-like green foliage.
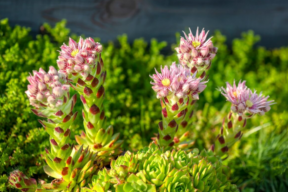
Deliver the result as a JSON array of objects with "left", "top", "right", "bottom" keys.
[
  {"left": 90, "top": 144, "right": 238, "bottom": 191},
  {"left": 1, "top": 18, "right": 288, "bottom": 191}
]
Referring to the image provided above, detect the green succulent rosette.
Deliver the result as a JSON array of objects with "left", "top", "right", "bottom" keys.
[
  {"left": 165, "top": 149, "right": 194, "bottom": 170},
  {"left": 159, "top": 169, "right": 194, "bottom": 192},
  {"left": 188, "top": 150, "right": 238, "bottom": 192},
  {"left": 86, "top": 168, "right": 111, "bottom": 192},
  {"left": 109, "top": 151, "right": 139, "bottom": 183},
  {"left": 139, "top": 152, "right": 173, "bottom": 187},
  {"left": 116, "top": 173, "right": 156, "bottom": 192}
]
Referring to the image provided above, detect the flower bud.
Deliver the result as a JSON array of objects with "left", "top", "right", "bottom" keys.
[
  {"left": 47, "top": 96, "right": 57, "bottom": 105},
  {"left": 81, "top": 50, "right": 88, "bottom": 57},
  {"left": 38, "top": 82, "right": 47, "bottom": 92},
  {"left": 69, "top": 38, "right": 77, "bottom": 48},
  {"left": 83, "top": 64, "right": 90, "bottom": 72},
  {"left": 57, "top": 60, "right": 66, "bottom": 70},
  {"left": 75, "top": 54, "right": 84, "bottom": 64},
  {"left": 56, "top": 100, "right": 63, "bottom": 107},
  {"left": 180, "top": 45, "right": 189, "bottom": 53},
  {"left": 95, "top": 44, "right": 103, "bottom": 52},
  {"left": 53, "top": 87, "right": 64, "bottom": 97},
  {"left": 74, "top": 65, "right": 82, "bottom": 72},
  {"left": 36, "top": 93, "right": 45, "bottom": 102},
  {"left": 182, "top": 83, "right": 190, "bottom": 92},
  {"left": 48, "top": 66, "right": 58, "bottom": 75},
  {"left": 200, "top": 47, "right": 209, "bottom": 57},
  {"left": 44, "top": 74, "right": 52, "bottom": 83},
  {"left": 85, "top": 39, "right": 95, "bottom": 49},
  {"left": 28, "top": 84, "right": 38, "bottom": 94},
  {"left": 191, "top": 49, "right": 198, "bottom": 57},
  {"left": 183, "top": 53, "right": 191, "bottom": 61},
  {"left": 68, "top": 59, "right": 75, "bottom": 66},
  {"left": 197, "top": 58, "right": 203, "bottom": 65},
  {"left": 87, "top": 57, "right": 94, "bottom": 64}
]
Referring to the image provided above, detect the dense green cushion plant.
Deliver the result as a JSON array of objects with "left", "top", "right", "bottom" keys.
[{"left": 0, "top": 19, "right": 287, "bottom": 191}]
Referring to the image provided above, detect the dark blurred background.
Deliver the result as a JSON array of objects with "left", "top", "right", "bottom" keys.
[{"left": 1, "top": 0, "right": 288, "bottom": 48}]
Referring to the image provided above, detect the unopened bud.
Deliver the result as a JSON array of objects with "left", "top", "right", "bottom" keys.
[
  {"left": 47, "top": 96, "right": 57, "bottom": 105},
  {"left": 36, "top": 93, "right": 45, "bottom": 102},
  {"left": 53, "top": 87, "right": 64, "bottom": 97},
  {"left": 191, "top": 49, "right": 198, "bottom": 57},
  {"left": 28, "top": 84, "right": 38, "bottom": 94},
  {"left": 200, "top": 47, "right": 209, "bottom": 57},
  {"left": 85, "top": 39, "right": 95, "bottom": 49},
  {"left": 83, "top": 64, "right": 90, "bottom": 72},
  {"left": 96, "top": 44, "right": 103, "bottom": 52},
  {"left": 74, "top": 65, "right": 82, "bottom": 72},
  {"left": 38, "top": 82, "right": 47, "bottom": 92},
  {"left": 44, "top": 74, "right": 52, "bottom": 83},
  {"left": 75, "top": 54, "right": 84, "bottom": 64},
  {"left": 57, "top": 60, "right": 66, "bottom": 70},
  {"left": 197, "top": 58, "right": 203, "bottom": 65},
  {"left": 183, "top": 53, "right": 190, "bottom": 61},
  {"left": 48, "top": 66, "right": 58, "bottom": 75}
]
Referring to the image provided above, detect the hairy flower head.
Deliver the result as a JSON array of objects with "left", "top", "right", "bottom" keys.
[
  {"left": 220, "top": 80, "right": 274, "bottom": 117},
  {"left": 150, "top": 63, "right": 207, "bottom": 99},
  {"left": 25, "top": 67, "right": 69, "bottom": 108},
  {"left": 57, "top": 37, "right": 102, "bottom": 78},
  {"left": 175, "top": 27, "right": 217, "bottom": 72}
]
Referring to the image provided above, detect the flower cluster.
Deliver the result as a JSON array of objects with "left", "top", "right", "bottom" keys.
[
  {"left": 220, "top": 81, "right": 274, "bottom": 117},
  {"left": 57, "top": 37, "right": 102, "bottom": 78},
  {"left": 150, "top": 63, "right": 207, "bottom": 99},
  {"left": 25, "top": 66, "right": 69, "bottom": 108},
  {"left": 175, "top": 28, "right": 217, "bottom": 72}
]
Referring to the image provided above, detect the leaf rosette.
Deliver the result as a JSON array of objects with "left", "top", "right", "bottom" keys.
[
  {"left": 159, "top": 169, "right": 194, "bottom": 192},
  {"left": 116, "top": 174, "right": 156, "bottom": 192},
  {"left": 139, "top": 152, "right": 172, "bottom": 186}
]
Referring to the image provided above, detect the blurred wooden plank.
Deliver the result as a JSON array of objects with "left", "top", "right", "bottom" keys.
[{"left": 0, "top": 0, "right": 288, "bottom": 48}]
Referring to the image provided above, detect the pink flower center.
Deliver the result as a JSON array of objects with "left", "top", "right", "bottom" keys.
[
  {"left": 246, "top": 100, "right": 253, "bottom": 107},
  {"left": 71, "top": 49, "right": 79, "bottom": 57},
  {"left": 161, "top": 78, "right": 171, "bottom": 87},
  {"left": 192, "top": 41, "right": 201, "bottom": 48}
]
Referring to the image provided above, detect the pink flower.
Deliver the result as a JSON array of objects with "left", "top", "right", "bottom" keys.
[
  {"left": 175, "top": 27, "right": 217, "bottom": 72},
  {"left": 57, "top": 37, "right": 102, "bottom": 78},
  {"left": 150, "top": 65, "right": 175, "bottom": 98},
  {"left": 220, "top": 80, "right": 274, "bottom": 117},
  {"left": 150, "top": 63, "right": 207, "bottom": 99},
  {"left": 25, "top": 67, "right": 69, "bottom": 108}
]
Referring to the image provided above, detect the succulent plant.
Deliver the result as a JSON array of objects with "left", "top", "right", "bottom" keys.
[
  {"left": 88, "top": 144, "right": 238, "bottom": 191},
  {"left": 159, "top": 169, "right": 194, "bottom": 192},
  {"left": 212, "top": 81, "right": 274, "bottom": 156},
  {"left": 8, "top": 170, "right": 37, "bottom": 192},
  {"left": 116, "top": 174, "right": 157, "bottom": 192},
  {"left": 109, "top": 151, "right": 139, "bottom": 183},
  {"left": 57, "top": 37, "right": 123, "bottom": 163},
  {"left": 150, "top": 63, "right": 207, "bottom": 150},
  {"left": 8, "top": 26, "right": 278, "bottom": 192}
]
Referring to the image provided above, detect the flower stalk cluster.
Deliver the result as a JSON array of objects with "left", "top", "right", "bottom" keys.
[
  {"left": 57, "top": 37, "right": 123, "bottom": 164},
  {"left": 212, "top": 81, "right": 274, "bottom": 156},
  {"left": 23, "top": 67, "right": 102, "bottom": 191},
  {"left": 150, "top": 63, "right": 207, "bottom": 149}
]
